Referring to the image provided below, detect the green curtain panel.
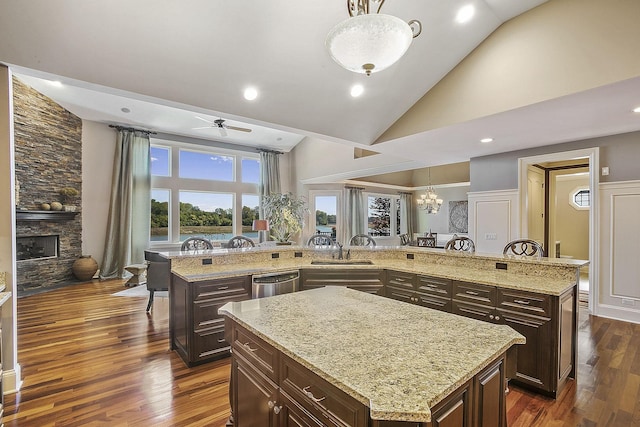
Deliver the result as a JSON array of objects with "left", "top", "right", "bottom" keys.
[
  {"left": 345, "top": 187, "right": 364, "bottom": 244},
  {"left": 258, "top": 150, "right": 281, "bottom": 218},
  {"left": 100, "top": 129, "right": 151, "bottom": 278}
]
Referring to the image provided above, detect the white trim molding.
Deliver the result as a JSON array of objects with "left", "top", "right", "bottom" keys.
[
  {"left": 598, "top": 180, "right": 640, "bottom": 323},
  {"left": 3, "top": 364, "right": 22, "bottom": 394}
]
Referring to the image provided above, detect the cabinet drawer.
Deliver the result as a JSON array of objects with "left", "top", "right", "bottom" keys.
[
  {"left": 452, "top": 300, "right": 496, "bottom": 323},
  {"left": 232, "top": 324, "right": 279, "bottom": 382},
  {"left": 415, "top": 293, "right": 452, "bottom": 313},
  {"left": 385, "top": 270, "right": 415, "bottom": 291},
  {"left": 417, "top": 275, "right": 452, "bottom": 298},
  {"left": 385, "top": 285, "right": 414, "bottom": 304},
  {"left": 453, "top": 281, "right": 496, "bottom": 306},
  {"left": 192, "top": 326, "right": 230, "bottom": 362},
  {"left": 194, "top": 276, "right": 250, "bottom": 301},
  {"left": 498, "top": 288, "right": 551, "bottom": 317},
  {"left": 280, "top": 355, "right": 368, "bottom": 427},
  {"left": 194, "top": 292, "right": 248, "bottom": 331}
]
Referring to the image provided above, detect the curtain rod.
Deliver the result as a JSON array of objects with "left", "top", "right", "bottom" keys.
[
  {"left": 109, "top": 124, "right": 157, "bottom": 135},
  {"left": 257, "top": 148, "right": 284, "bottom": 155},
  {"left": 345, "top": 185, "right": 365, "bottom": 190},
  {"left": 398, "top": 191, "right": 413, "bottom": 195}
]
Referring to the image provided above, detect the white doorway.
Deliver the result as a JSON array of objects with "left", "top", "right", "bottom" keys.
[{"left": 519, "top": 148, "right": 599, "bottom": 313}]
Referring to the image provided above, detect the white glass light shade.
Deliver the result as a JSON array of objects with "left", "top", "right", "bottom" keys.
[{"left": 326, "top": 14, "right": 413, "bottom": 75}]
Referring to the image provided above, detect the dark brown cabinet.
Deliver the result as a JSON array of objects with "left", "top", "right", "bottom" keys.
[
  {"left": 386, "top": 271, "right": 453, "bottom": 313},
  {"left": 301, "top": 268, "right": 384, "bottom": 295},
  {"left": 171, "top": 274, "right": 250, "bottom": 366}
]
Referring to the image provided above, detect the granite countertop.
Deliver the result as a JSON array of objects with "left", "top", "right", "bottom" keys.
[
  {"left": 172, "top": 258, "right": 578, "bottom": 296},
  {"left": 220, "top": 286, "right": 525, "bottom": 422}
]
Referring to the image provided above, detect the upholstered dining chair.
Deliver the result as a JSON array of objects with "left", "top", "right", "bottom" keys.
[
  {"left": 399, "top": 233, "right": 410, "bottom": 246},
  {"left": 227, "top": 235, "right": 255, "bottom": 248},
  {"left": 307, "top": 234, "right": 335, "bottom": 247},
  {"left": 181, "top": 237, "right": 214, "bottom": 251},
  {"left": 503, "top": 239, "right": 544, "bottom": 258},
  {"left": 444, "top": 236, "right": 476, "bottom": 252},
  {"left": 144, "top": 250, "right": 169, "bottom": 312},
  {"left": 349, "top": 234, "right": 376, "bottom": 247}
]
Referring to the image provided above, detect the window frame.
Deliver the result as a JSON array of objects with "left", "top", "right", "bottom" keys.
[{"left": 364, "top": 192, "right": 401, "bottom": 242}]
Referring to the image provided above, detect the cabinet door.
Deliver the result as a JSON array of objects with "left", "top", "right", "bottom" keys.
[
  {"left": 430, "top": 380, "right": 473, "bottom": 427},
  {"left": 385, "top": 270, "right": 415, "bottom": 291},
  {"left": 475, "top": 357, "right": 506, "bottom": 427},
  {"left": 385, "top": 285, "right": 415, "bottom": 304},
  {"left": 279, "top": 391, "right": 324, "bottom": 427},
  {"left": 498, "top": 309, "right": 552, "bottom": 393},
  {"left": 234, "top": 354, "right": 278, "bottom": 427}
]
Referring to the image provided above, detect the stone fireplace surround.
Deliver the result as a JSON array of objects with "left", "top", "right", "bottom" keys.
[{"left": 13, "top": 77, "right": 83, "bottom": 295}]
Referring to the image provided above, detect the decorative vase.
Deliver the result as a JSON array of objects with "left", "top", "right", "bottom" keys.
[
  {"left": 72, "top": 255, "right": 99, "bottom": 281},
  {"left": 50, "top": 201, "right": 63, "bottom": 211}
]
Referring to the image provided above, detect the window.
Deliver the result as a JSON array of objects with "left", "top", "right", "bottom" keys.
[
  {"left": 314, "top": 195, "right": 337, "bottom": 240},
  {"left": 151, "top": 189, "right": 170, "bottom": 242},
  {"left": 179, "top": 150, "right": 234, "bottom": 181},
  {"left": 150, "top": 146, "right": 170, "bottom": 176},
  {"left": 149, "top": 139, "right": 260, "bottom": 245},
  {"left": 366, "top": 194, "right": 402, "bottom": 239},
  {"left": 570, "top": 188, "right": 590, "bottom": 210}
]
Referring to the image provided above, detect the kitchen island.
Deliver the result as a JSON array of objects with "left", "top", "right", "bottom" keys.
[{"left": 220, "top": 286, "right": 525, "bottom": 426}]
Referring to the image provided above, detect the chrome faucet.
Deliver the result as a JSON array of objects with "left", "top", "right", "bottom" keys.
[{"left": 346, "top": 249, "right": 351, "bottom": 260}]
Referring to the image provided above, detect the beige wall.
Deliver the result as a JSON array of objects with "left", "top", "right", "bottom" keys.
[
  {"left": 415, "top": 186, "right": 470, "bottom": 236},
  {"left": 378, "top": 0, "right": 640, "bottom": 142},
  {"left": 81, "top": 121, "right": 116, "bottom": 268},
  {"left": 552, "top": 172, "right": 589, "bottom": 260},
  {"left": 0, "top": 65, "right": 20, "bottom": 393}
]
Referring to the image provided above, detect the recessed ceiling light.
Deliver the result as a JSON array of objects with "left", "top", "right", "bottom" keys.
[
  {"left": 456, "top": 5, "right": 475, "bottom": 24},
  {"left": 121, "top": 107, "right": 131, "bottom": 113},
  {"left": 350, "top": 84, "right": 364, "bottom": 97},
  {"left": 480, "top": 137, "right": 494, "bottom": 143},
  {"left": 633, "top": 106, "right": 640, "bottom": 113},
  {"left": 243, "top": 87, "right": 258, "bottom": 101}
]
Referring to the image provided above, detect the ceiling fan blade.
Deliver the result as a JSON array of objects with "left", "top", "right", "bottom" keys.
[
  {"left": 219, "top": 127, "right": 228, "bottom": 137},
  {"left": 226, "top": 125, "right": 252, "bottom": 133},
  {"left": 192, "top": 126, "right": 214, "bottom": 130},
  {"left": 194, "top": 116, "right": 214, "bottom": 124}
]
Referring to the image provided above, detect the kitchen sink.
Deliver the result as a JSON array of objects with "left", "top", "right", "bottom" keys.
[{"left": 310, "top": 260, "right": 374, "bottom": 265}]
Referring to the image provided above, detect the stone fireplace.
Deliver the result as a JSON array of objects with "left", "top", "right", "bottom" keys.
[{"left": 13, "top": 77, "right": 83, "bottom": 294}]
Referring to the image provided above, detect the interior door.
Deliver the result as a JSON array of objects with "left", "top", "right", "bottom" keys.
[{"left": 527, "top": 165, "right": 545, "bottom": 248}]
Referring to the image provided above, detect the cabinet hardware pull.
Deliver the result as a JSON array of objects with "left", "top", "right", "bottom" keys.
[
  {"left": 303, "top": 386, "right": 327, "bottom": 403},
  {"left": 218, "top": 286, "right": 229, "bottom": 290},
  {"left": 273, "top": 405, "right": 282, "bottom": 414},
  {"left": 268, "top": 400, "right": 275, "bottom": 409},
  {"left": 217, "top": 338, "right": 226, "bottom": 343},
  {"left": 243, "top": 342, "right": 258, "bottom": 352},
  {"left": 465, "top": 291, "right": 479, "bottom": 296},
  {"left": 489, "top": 314, "right": 495, "bottom": 320},
  {"left": 514, "top": 299, "right": 530, "bottom": 305},
  {"left": 495, "top": 316, "right": 500, "bottom": 321}
]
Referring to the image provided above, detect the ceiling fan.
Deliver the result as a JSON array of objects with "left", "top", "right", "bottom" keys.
[{"left": 193, "top": 116, "right": 252, "bottom": 137}]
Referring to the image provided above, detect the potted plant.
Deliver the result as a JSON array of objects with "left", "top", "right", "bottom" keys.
[
  {"left": 262, "top": 192, "right": 308, "bottom": 244},
  {"left": 59, "top": 187, "right": 79, "bottom": 211}
]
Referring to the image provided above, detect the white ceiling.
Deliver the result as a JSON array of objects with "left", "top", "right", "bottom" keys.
[{"left": 2, "top": 0, "right": 640, "bottom": 175}]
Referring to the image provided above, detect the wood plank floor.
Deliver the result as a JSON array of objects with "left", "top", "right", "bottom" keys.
[
  {"left": 4, "top": 282, "right": 640, "bottom": 426},
  {"left": 3, "top": 279, "right": 232, "bottom": 426}
]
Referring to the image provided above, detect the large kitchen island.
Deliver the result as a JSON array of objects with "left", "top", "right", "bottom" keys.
[{"left": 220, "top": 286, "right": 525, "bottom": 426}]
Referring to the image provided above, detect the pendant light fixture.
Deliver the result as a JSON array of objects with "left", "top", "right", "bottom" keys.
[
  {"left": 326, "top": 0, "right": 422, "bottom": 76},
  {"left": 417, "top": 168, "right": 443, "bottom": 214}
]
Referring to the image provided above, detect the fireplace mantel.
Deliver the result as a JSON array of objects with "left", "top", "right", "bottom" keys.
[{"left": 16, "top": 210, "right": 79, "bottom": 222}]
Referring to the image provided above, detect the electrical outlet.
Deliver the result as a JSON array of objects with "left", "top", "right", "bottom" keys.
[
  {"left": 602, "top": 166, "right": 610, "bottom": 176},
  {"left": 485, "top": 233, "right": 497, "bottom": 240},
  {"left": 407, "top": 253, "right": 415, "bottom": 260},
  {"left": 202, "top": 258, "right": 212, "bottom": 265},
  {"left": 496, "top": 262, "right": 507, "bottom": 270},
  {"left": 294, "top": 252, "right": 303, "bottom": 258},
  {"left": 271, "top": 253, "right": 280, "bottom": 259}
]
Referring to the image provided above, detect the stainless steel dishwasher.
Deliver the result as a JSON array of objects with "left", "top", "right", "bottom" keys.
[{"left": 251, "top": 270, "right": 300, "bottom": 299}]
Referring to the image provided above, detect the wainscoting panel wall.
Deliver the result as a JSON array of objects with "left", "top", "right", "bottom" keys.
[
  {"left": 599, "top": 181, "right": 640, "bottom": 323},
  {"left": 467, "top": 189, "right": 519, "bottom": 254}
]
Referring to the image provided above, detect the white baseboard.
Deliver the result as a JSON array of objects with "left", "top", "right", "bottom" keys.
[
  {"left": 595, "top": 304, "right": 640, "bottom": 325},
  {"left": 3, "top": 363, "right": 22, "bottom": 394}
]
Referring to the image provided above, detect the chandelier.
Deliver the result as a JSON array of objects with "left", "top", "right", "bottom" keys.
[
  {"left": 417, "top": 168, "right": 442, "bottom": 214},
  {"left": 326, "top": 0, "right": 422, "bottom": 76}
]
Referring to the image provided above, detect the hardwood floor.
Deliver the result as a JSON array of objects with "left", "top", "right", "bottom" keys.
[
  {"left": 4, "top": 281, "right": 640, "bottom": 426},
  {"left": 3, "top": 279, "right": 232, "bottom": 426}
]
